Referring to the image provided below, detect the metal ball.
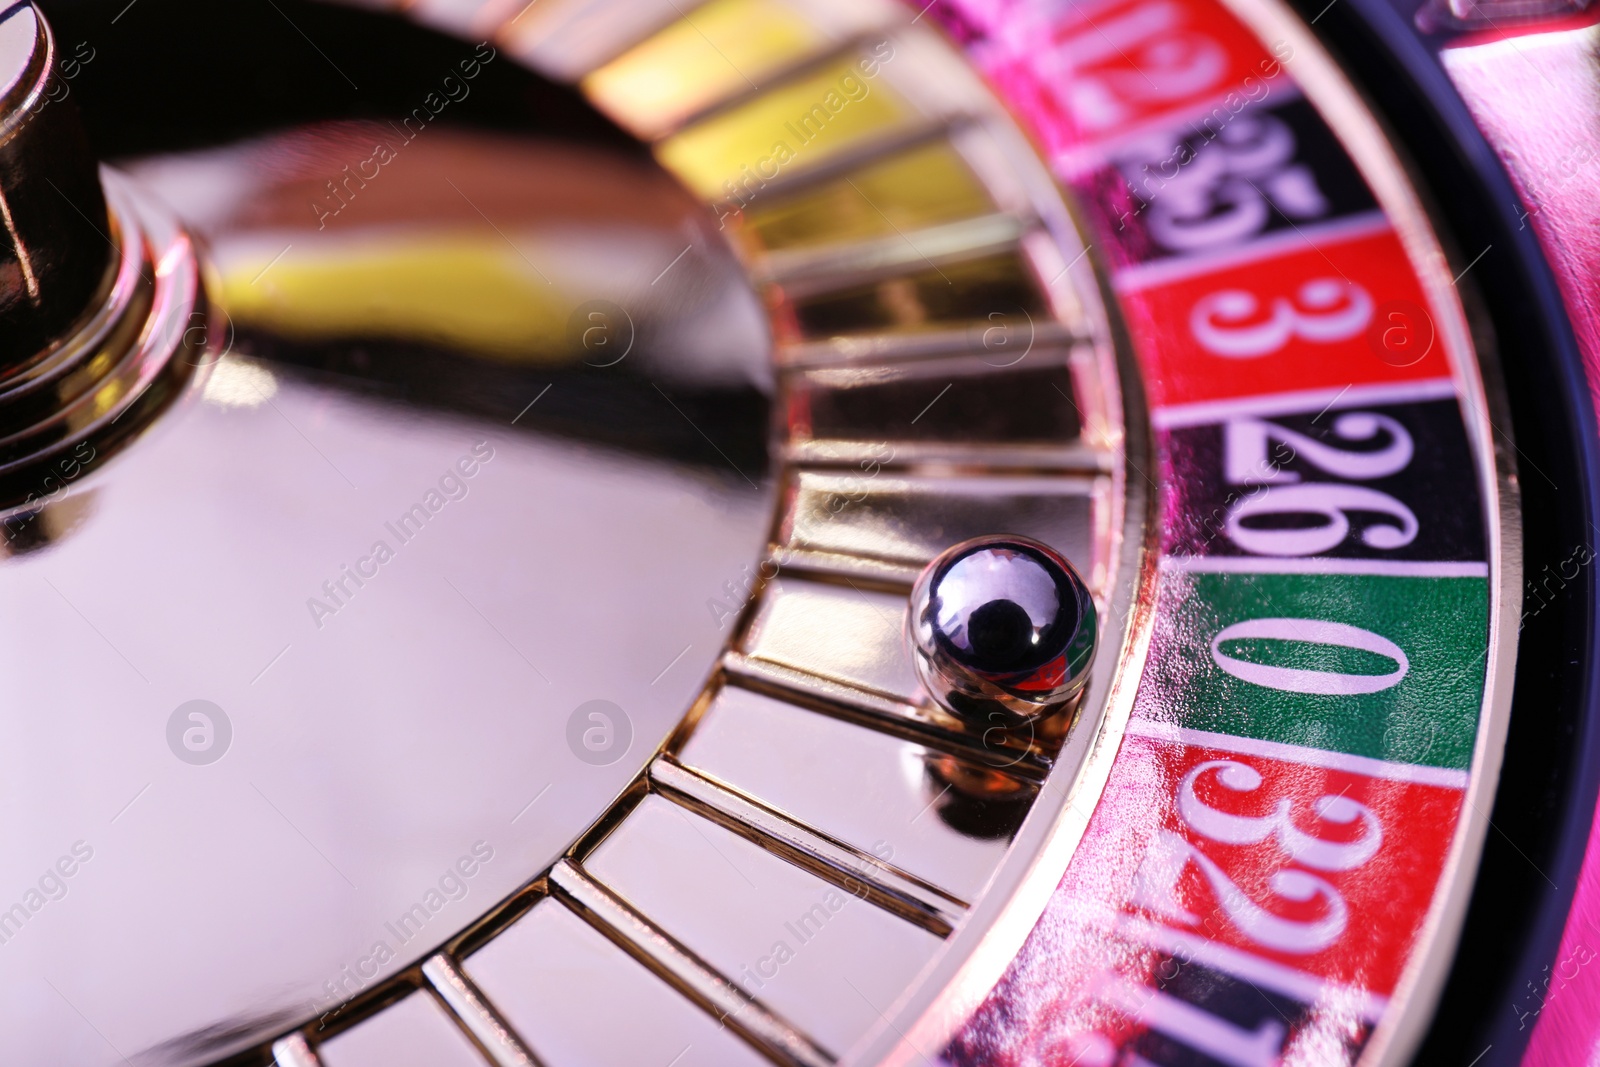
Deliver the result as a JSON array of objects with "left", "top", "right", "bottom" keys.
[{"left": 906, "top": 535, "right": 1097, "bottom": 725}]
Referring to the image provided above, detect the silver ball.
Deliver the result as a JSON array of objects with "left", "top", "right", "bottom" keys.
[{"left": 906, "top": 535, "right": 1096, "bottom": 724}]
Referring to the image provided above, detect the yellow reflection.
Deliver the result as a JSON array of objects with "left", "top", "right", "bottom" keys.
[
  {"left": 739, "top": 140, "right": 992, "bottom": 253},
  {"left": 90, "top": 380, "right": 126, "bottom": 421},
  {"left": 217, "top": 235, "right": 567, "bottom": 361},
  {"left": 584, "top": 0, "right": 823, "bottom": 138},
  {"left": 658, "top": 48, "right": 906, "bottom": 199}
]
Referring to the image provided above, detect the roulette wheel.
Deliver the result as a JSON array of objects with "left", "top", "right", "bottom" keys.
[{"left": 0, "top": 0, "right": 1596, "bottom": 1060}]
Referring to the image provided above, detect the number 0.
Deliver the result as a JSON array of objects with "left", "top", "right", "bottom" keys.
[{"left": 1210, "top": 617, "right": 1409, "bottom": 694}]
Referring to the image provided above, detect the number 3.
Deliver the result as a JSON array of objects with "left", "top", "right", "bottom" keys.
[
  {"left": 1191, "top": 278, "right": 1373, "bottom": 358},
  {"left": 1178, "top": 760, "right": 1383, "bottom": 871},
  {"left": 1131, "top": 759, "right": 1382, "bottom": 955}
]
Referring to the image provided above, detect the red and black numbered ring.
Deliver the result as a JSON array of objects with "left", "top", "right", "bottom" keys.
[{"left": 0, "top": 0, "right": 1595, "bottom": 1065}]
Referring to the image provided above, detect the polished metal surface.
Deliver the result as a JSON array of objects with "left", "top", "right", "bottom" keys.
[
  {"left": 780, "top": 471, "right": 1102, "bottom": 582},
  {"left": 4, "top": 0, "right": 1146, "bottom": 1062},
  {"left": 676, "top": 685, "right": 1028, "bottom": 903},
  {"left": 422, "top": 954, "right": 538, "bottom": 1067},
  {"left": 465, "top": 898, "right": 771, "bottom": 1067},
  {"left": 318, "top": 988, "right": 485, "bottom": 1067},
  {"left": 0, "top": 1, "right": 108, "bottom": 365},
  {"left": 649, "top": 755, "right": 964, "bottom": 933},
  {"left": 0, "top": 122, "right": 774, "bottom": 1064},
  {"left": 907, "top": 535, "right": 1097, "bottom": 724},
  {"left": 584, "top": 796, "right": 942, "bottom": 1058},
  {"left": 0, "top": 2, "right": 200, "bottom": 514},
  {"left": 744, "top": 578, "right": 924, "bottom": 704},
  {"left": 0, "top": 170, "right": 200, "bottom": 510},
  {"left": 546, "top": 855, "right": 836, "bottom": 1067}
]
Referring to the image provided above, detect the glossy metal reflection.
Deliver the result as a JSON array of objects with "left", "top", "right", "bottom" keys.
[
  {"left": 0, "top": 1, "right": 110, "bottom": 367},
  {"left": 0, "top": 171, "right": 201, "bottom": 509},
  {"left": 0, "top": 45, "right": 774, "bottom": 1066},
  {"left": 0, "top": 2, "right": 200, "bottom": 516},
  {"left": 0, "top": 0, "right": 1143, "bottom": 1061},
  {"left": 907, "top": 535, "right": 1097, "bottom": 724}
]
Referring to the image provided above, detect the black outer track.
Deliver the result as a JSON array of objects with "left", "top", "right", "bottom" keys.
[{"left": 1291, "top": 0, "right": 1600, "bottom": 1062}]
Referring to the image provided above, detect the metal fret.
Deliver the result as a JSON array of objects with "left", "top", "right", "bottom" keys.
[
  {"left": 271, "top": 1033, "right": 323, "bottom": 1067},
  {"left": 233, "top": 0, "right": 1137, "bottom": 1058},
  {"left": 782, "top": 438, "right": 1115, "bottom": 474},
  {"left": 719, "top": 653, "right": 1050, "bottom": 778},
  {"left": 548, "top": 861, "right": 835, "bottom": 1067},
  {"left": 768, "top": 547, "right": 921, "bottom": 590},
  {"left": 755, "top": 214, "right": 1030, "bottom": 296},
  {"left": 649, "top": 756, "right": 965, "bottom": 934},
  {"left": 422, "top": 956, "right": 545, "bottom": 1067},
  {"left": 777, "top": 320, "right": 1085, "bottom": 369}
]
